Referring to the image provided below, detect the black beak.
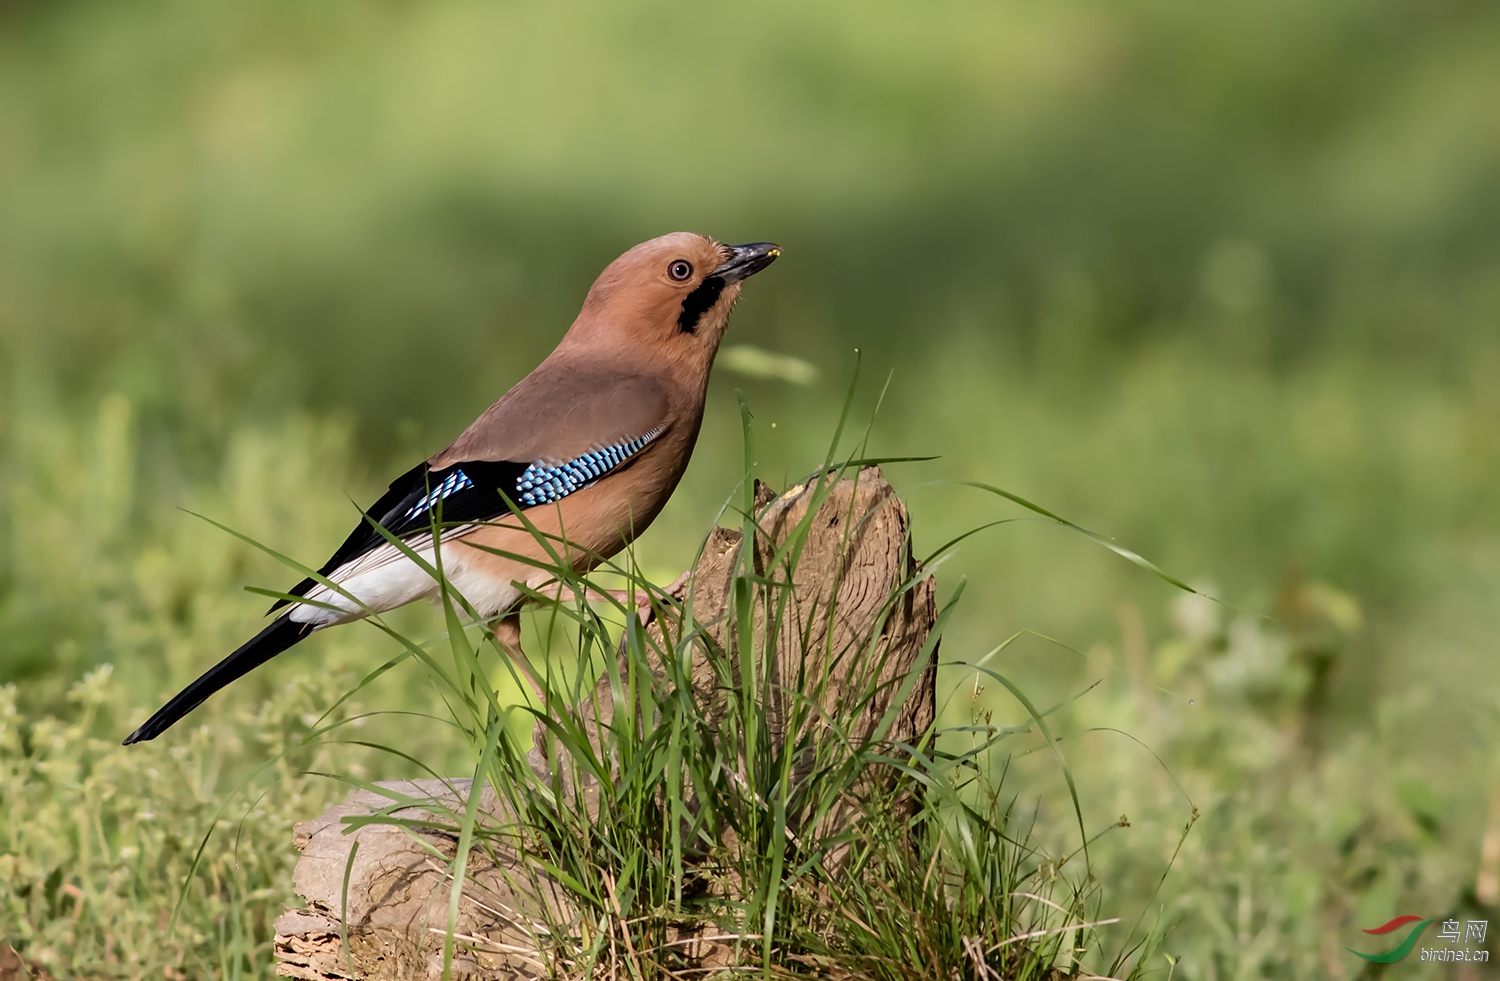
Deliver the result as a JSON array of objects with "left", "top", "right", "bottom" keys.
[{"left": 712, "top": 242, "right": 781, "bottom": 284}]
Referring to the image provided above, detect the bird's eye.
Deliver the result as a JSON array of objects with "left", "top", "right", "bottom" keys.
[{"left": 668, "top": 260, "right": 693, "bottom": 282}]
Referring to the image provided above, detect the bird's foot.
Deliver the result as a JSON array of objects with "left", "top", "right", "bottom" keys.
[
  {"left": 611, "top": 570, "right": 694, "bottom": 660},
  {"left": 660, "top": 568, "right": 693, "bottom": 599},
  {"left": 587, "top": 571, "right": 691, "bottom": 628},
  {"left": 489, "top": 612, "right": 556, "bottom": 778}
]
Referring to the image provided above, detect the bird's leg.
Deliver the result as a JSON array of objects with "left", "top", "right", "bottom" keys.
[
  {"left": 587, "top": 569, "right": 693, "bottom": 627},
  {"left": 530, "top": 574, "right": 691, "bottom": 624},
  {"left": 660, "top": 567, "right": 694, "bottom": 599},
  {"left": 491, "top": 612, "right": 553, "bottom": 777},
  {"left": 492, "top": 611, "right": 544, "bottom": 700},
  {"left": 641, "top": 568, "right": 693, "bottom": 625},
  {"left": 609, "top": 569, "right": 696, "bottom": 664},
  {"left": 584, "top": 586, "right": 656, "bottom": 621}
]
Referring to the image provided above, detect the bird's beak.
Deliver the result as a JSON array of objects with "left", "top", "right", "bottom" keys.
[{"left": 712, "top": 242, "right": 781, "bottom": 284}]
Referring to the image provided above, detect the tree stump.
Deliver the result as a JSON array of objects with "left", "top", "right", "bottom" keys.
[
  {"left": 274, "top": 467, "right": 937, "bottom": 979},
  {"left": 273, "top": 779, "right": 560, "bottom": 980}
]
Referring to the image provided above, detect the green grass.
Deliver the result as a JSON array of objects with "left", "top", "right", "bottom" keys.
[
  {"left": 0, "top": 668, "right": 361, "bottom": 977},
  {"left": 3, "top": 381, "right": 1496, "bottom": 980},
  {"left": 223, "top": 398, "right": 1158, "bottom": 979},
  {"left": 3, "top": 407, "right": 1171, "bottom": 979},
  {"left": 4, "top": 372, "right": 1497, "bottom": 981},
  {"left": 3, "top": 0, "right": 1500, "bottom": 975}
]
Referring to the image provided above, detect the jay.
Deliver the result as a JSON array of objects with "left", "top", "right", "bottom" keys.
[{"left": 124, "top": 232, "right": 779, "bottom": 745}]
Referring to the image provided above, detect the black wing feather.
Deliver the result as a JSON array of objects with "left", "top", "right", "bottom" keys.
[
  {"left": 123, "top": 616, "right": 314, "bottom": 744},
  {"left": 268, "top": 458, "right": 530, "bottom": 612}
]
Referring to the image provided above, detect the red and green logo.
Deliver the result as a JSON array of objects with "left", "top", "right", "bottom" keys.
[{"left": 1348, "top": 915, "right": 1435, "bottom": 964}]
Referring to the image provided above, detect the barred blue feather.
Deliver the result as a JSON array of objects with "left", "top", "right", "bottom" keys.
[
  {"left": 403, "top": 468, "right": 475, "bottom": 521},
  {"left": 517, "top": 428, "right": 664, "bottom": 506}
]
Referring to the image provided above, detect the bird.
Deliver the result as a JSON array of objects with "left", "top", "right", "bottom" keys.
[{"left": 124, "top": 232, "right": 779, "bottom": 745}]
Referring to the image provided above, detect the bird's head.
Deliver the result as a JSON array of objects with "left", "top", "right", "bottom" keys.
[{"left": 569, "top": 232, "right": 779, "bottom": 365}]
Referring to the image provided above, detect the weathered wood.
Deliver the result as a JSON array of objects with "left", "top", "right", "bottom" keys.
[
  {"left": 735, "top": 466, "right": 936, "bottom": 748},
  {"left": 275, "top": 467, "right": 936, "bottom": 979},
  {"left": 576, "top": 466, "right": 936, "bottom": 756},
  {"left": 273, "top": 779, "right": 568, "bottom": 980}
]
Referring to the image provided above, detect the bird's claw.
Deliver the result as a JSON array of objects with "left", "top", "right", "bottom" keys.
[
  {"left": 634, "top": 569, "right": 692, "bottom": 629},
  {"left": 608, "top": 569, "right": 693, "bottom": 658}
]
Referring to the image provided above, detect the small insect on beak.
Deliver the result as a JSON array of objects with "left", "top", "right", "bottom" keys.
[{"left": 711, "top": 242, "right": 781, "bottom": 284}]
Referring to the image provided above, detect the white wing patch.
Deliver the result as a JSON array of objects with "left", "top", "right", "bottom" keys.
[{"left": 289, "top": 525, "right": 475, "bottom": 625}]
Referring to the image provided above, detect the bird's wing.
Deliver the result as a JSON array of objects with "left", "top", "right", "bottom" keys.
[
  {"left": 269, "top": 370, "right": 671, "bottom": 611},
  {"left": 429, "top": 364, "right": 671, "bottom": 468}
]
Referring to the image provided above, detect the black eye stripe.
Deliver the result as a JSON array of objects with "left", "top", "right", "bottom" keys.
[{"left": 677, "top": 275, "right": 725, "bottom": 333}]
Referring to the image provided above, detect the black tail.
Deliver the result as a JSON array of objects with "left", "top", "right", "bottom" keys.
[{"left": 123, "top": 616, "right": 314, "bottom": 745}]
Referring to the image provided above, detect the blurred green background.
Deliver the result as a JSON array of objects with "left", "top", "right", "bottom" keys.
[{"left": 3, "top": 0, "right": 1499, "bottom": 977}]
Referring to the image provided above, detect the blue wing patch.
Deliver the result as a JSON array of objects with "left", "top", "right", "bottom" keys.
[
  {"left": 517, "top": 428, "right": 663, "bottom": 506},
  {"left": 403, "top": 468, "right": 475, "bottom": 521},
  {"left": 272, "top": 431, "right": 663, "bottom": 615}
]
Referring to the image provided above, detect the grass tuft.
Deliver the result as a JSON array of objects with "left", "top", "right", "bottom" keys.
[{"left": 255, "top": 396, "right": 1166, "bottom": 980}]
